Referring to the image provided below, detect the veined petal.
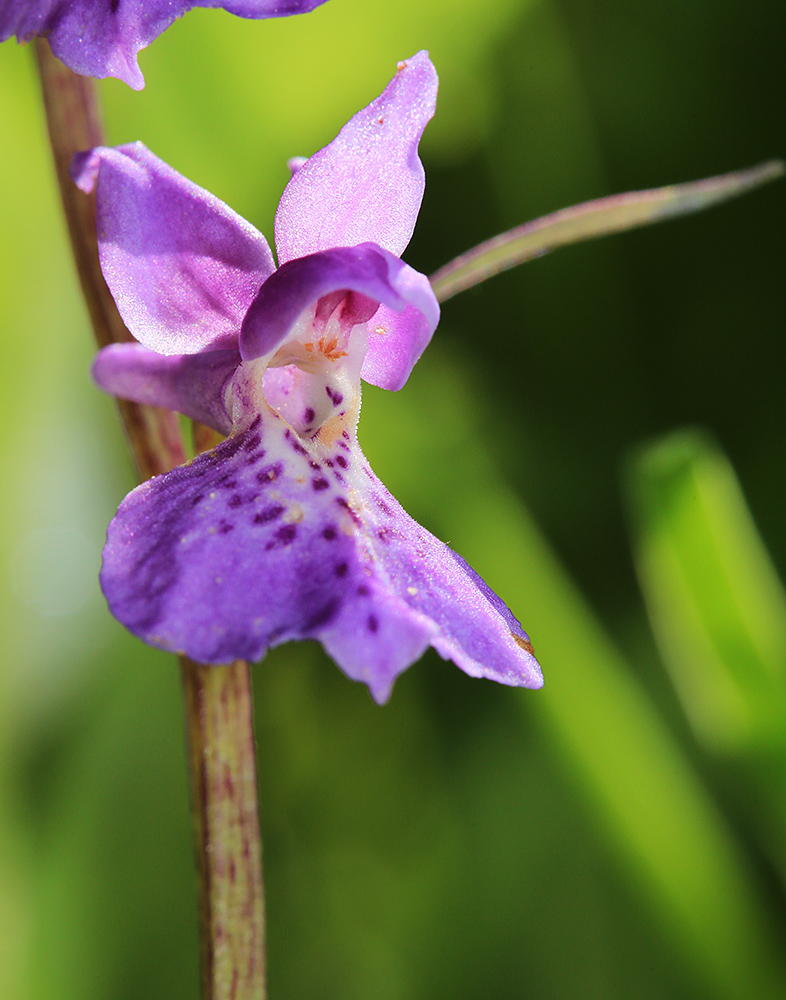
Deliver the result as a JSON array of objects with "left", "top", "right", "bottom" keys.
[
  {"left": 1, "top": 1, "right": 330, "bottom": 90},
  {"left": 275, "top": 51, "right": 438, "bottom": 263},
  {"left": 240, "top": 243, "right": 439, "bottom": 367},
  {"left": 101, "top": 416, "right": 541, "bottom": 703},
  {"left": 92, "top": 343, "right": 240, "bottom": 435},
  {"left": 72, "top": 142, "right": 275, "bottom": 355}
]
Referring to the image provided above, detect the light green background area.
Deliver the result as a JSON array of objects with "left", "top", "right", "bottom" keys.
[{"left": 0, "top": 1, "right": 785, "bottom": 998}]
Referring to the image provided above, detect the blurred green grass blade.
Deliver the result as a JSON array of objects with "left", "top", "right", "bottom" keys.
[
  {"left": 626, "top": 430, "right": 786, "bottom": 754},
  {"left": 625, "top": 431, "right": 786, "bottom": 886},
  {"left": 363, "top": 362, "right": 786, "bottom": 1000},
  {"left": 430, "top": 160, "right": 784, "bottom": 302}
]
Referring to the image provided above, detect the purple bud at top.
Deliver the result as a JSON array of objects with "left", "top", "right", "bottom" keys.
[{"left": 1, "top": 0, "right": 331, "bottom": 90}]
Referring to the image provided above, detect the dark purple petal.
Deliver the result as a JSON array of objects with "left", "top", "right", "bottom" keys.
[
  {"left": 275, "top": 51, "right": 438, "bottom": 263},
  {"left": 100, "top": 414, "right": 542, "bottom": 703},
  {"left": 92, "top": 343, "right": 240, "bottom": 435},
  {"left": 72, "top": 143, "right": 274, "bottom": 356},
  {"left": 1, "top": 1, "right": 330, "bottom": 90},
  {"left": 240, "top": 243, "right": 439, "bottom": 367}
]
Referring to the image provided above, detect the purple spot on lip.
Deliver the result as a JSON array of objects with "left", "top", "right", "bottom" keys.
[
  {"left": 322, "top": 526, "right": 337, "bottom": 540},
  {"left": 367, "top": 614, "right": 379, "bottom": 633},
  {"left": 334, "top": 562, "right": 348, "bottom": 578},
  {"left": 247, "top": 451, "right": 266, "bottom": 466},
  {"left": 219, "top": 520, "right": 234, "bottom": 534},
  {"left": 243, "top": 432, "right": 262, "bottom": 452},
  {"left": 312, "top": 478, "right": 330, "bottom": 491},
  {"left": 256, "top": 462, "right": 283, "bottom": 484},
  {"left": 228, "top": 494, "right": 244, "bottom": 508},
  {"left": 217, "top": 433, "right": 246, "bottom": 460},
  {"left": 376, "top": 497, "right": 392, "bottom": 516},
  {"left": 191, "top": 493, "right": 204, "bottom": 507},
  {"left": 305, "top": 596, "right": 340, "bottom": 630},
  {"left": 326, "top": 386, "right": 344, "bottom": 406},
  {"left": 304, "top": 407, "right": 315, "bottom": 424},
  {"left": 335, "top": 455, "right": 348, "bottom": 469},
  {"left": 357, "top": 584, "right": 370, "bottom": 596},
  {"left": 336, "top": 497, "right": 361, "bottom": 525},
  {"left": 275, "top": 524, "right": 297, "bottom": 546},
  {"left": 253, "top": 504, "right": 284, "bottom": 525}
]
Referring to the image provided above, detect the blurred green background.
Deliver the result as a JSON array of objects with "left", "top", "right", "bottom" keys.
[{"left": 1, "top": 0, "right": 785, "bottom": 997}]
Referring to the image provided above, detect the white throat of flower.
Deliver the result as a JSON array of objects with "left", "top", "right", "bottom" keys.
[{"left": 227, "top": 297, "right": 370, "bottom": 443}]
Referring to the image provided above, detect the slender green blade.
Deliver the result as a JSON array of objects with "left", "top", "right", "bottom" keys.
[
  {"left": 626, "top": 433, "right": 786, "bottom": 885},
  {"left": 626, "top": 430, "right": 786, "bottom": 755},
  {"left": 431, "top": 161, "right": 784, "bottom": 302}
]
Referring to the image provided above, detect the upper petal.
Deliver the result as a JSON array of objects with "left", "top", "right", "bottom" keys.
[
  {"left": 274, "top": 51, "right": 438, "bottom": 263},
  {"left": 1, "top": 1, "right": 330, "bottom": 89},
  {"left": 240, "top": 243, "right": 439, "bottom": 375},
  {"left": 73, "top": 143, "right": 275, "bottom": 356},
  {"left": 92, "top": 342, "right": 240, "bottom": 435}
]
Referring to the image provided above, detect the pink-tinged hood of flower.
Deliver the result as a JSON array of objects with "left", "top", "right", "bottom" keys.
[
  {"left": 74, "top": 52, "right": 542, "bottom": 702},
  {"left": 0, "top": 0, "right": 329, "bottom": 90}
]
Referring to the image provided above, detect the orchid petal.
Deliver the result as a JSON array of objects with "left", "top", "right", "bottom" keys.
[
  {"left": 92, "top": 343, "right": 240, "bottom": 435},
  {"left": 431, "top": 160, "right": 786, "bottom": 303},
  {"left": 275, "top": 51, "right": 437, "bottom": 263},
  {"left": 100, "top": 417, "right": 541, "bottom": 703},
  {"left": 360, "top": 280, "right": 439, "bottom": 392},
  {"left": 1, "top": 1, "right": 330, "bottom": 90},
  {"left": 240, "top": 243, "right": 439, "bottom": 367},
  {"left": 72, "top": 143, "right": 275, "bottom": 356}
]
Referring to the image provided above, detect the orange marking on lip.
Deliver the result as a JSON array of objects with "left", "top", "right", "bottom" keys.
[{"left": 511, "top": 632, "right": 535, "bottom": 656}]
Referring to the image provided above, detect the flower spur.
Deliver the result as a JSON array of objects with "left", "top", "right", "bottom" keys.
[{"left": 74, "top": 51, "right": 543, "bottom": 702}]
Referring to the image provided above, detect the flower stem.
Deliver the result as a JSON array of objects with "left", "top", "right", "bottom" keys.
[
  {"left": 34, "top": 39, "right": 267, "bottom": 999},
  {"left": 181, "top": 659, "right": 267, "bottom": 999}
]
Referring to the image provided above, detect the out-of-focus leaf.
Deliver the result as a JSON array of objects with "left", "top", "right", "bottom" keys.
[
  {"left": 625, "top": 430, "right": 786, "bottom": 881},
  {"left": 431, "top": 161, "right": 784, "bottom": 302},
  {"left": 626, "top": 431, "right": 786, "bottom": 753},
  {"left": 362, "top": 358, "right": 786, "bottom": 1000}
]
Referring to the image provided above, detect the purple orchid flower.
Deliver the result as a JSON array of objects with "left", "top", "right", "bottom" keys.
[
  {"left": 73, "top": 51, "right": 542, "bottom": 703},
  {"left": 1, "top": 0, "right": 329, "bottom": 90}
]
